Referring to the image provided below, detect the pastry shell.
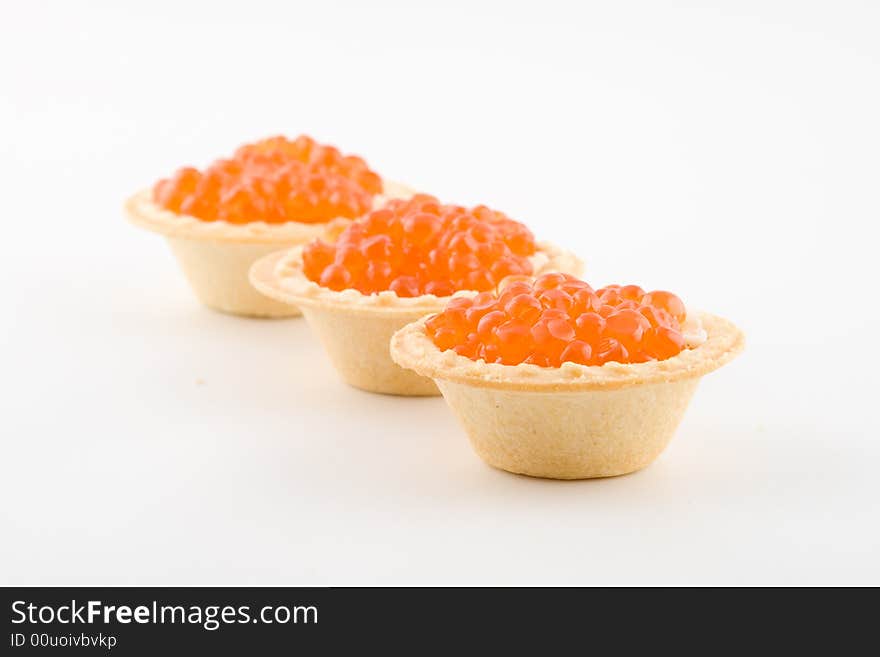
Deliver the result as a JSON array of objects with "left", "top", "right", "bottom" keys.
[
  {"left": 390, "top": 312, "right": 744, "bottom": 478},
  {"left": 124, "top": 181, "right": 413, "bottom": 317},
  {"left": 249, "top": 244, "right": 584, "bottom": 395}
]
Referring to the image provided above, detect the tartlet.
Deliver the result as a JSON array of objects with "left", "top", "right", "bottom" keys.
[
  {"left": 125, "top": 135, "right": 411, "bottom": 317},
  {"left": 250, "top": 197, "right": 582, "bottom": 395},
  {"left": 390, "top": 275, "right": 744, "bottom": 478}
]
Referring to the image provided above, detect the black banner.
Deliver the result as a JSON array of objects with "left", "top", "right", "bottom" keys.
[{"left": 0, "top": 586, "right": 867, "bottom": 653}]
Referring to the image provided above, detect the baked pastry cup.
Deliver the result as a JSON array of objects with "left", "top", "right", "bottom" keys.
[
  {"left": 125, "top": 135, "right": 411, "bottom": 317},
  {"left": 249, "top": 242, "right": 582, "bottom": 395},
  {"left": 125, "top": 181, "right": 411, "bottom": 318},
  {"left": 390, "top": 312, "right": 744, "bottom": 479}
]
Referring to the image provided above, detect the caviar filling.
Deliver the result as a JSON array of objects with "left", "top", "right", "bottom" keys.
[
  {"left": 424, "top": 273, "right": 689, "bottom": 367},
  {"left": 152, "top": 135, "right": 382, "bottom": 224},
  {"left": 301, "top": 195, "right": 537, "bottom": 297}
]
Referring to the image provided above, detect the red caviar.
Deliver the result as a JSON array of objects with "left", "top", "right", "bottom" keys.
[
  {"left": 301, "top": 195, "right": 536, "bottom": 297},
  {"left": 152, "top": 135, "right": 382, "bottom": 224},
  {"left": 425, "top": 274, "right": 688, "bottom": 367}
]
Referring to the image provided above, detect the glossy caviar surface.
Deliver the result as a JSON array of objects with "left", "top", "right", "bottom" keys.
[
  {"left": 152, "top": 135, "right": 382, "bottom": 224},
  {"left": 424, "top": 273, "right": 688, "bottom": 367},
  {"left": 301, "top": 194, "right": 536, "bottom": 297}
]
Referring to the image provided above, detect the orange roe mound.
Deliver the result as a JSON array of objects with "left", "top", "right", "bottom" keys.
[
  {"left": 424, "top": 274, "right": 689, "bottom": 367},
  {"left": 152, "top": 135, "right": 383, "bottom": 224},
  {"left": 301, "top": 194, "right": 537, "bottom": 297}
]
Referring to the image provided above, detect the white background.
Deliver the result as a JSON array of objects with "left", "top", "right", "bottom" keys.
[{"left": 2, "top": 0, "right": 878, "bottom": 585}]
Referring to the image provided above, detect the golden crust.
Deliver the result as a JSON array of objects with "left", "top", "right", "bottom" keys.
[
  {"left": 294, "top": 303, "right": 442, "bottom": 395},
  {"left": 248, "top": 242, "right": 584, "bottom": 316},
  {"left": 124, "top": 180, "right": 414, "bottom": 245},
  {"left": 164, "top": 238, "right": 304, "bottom": 317},
  {"left": 248, "top": 239, "right": 583, "bottom": 395},
  {"left": 390, "top": 312, "right": 744, "bottom": 392},
  {"left": 436, "top": 377, "right": 700, "bottom": 478}
]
